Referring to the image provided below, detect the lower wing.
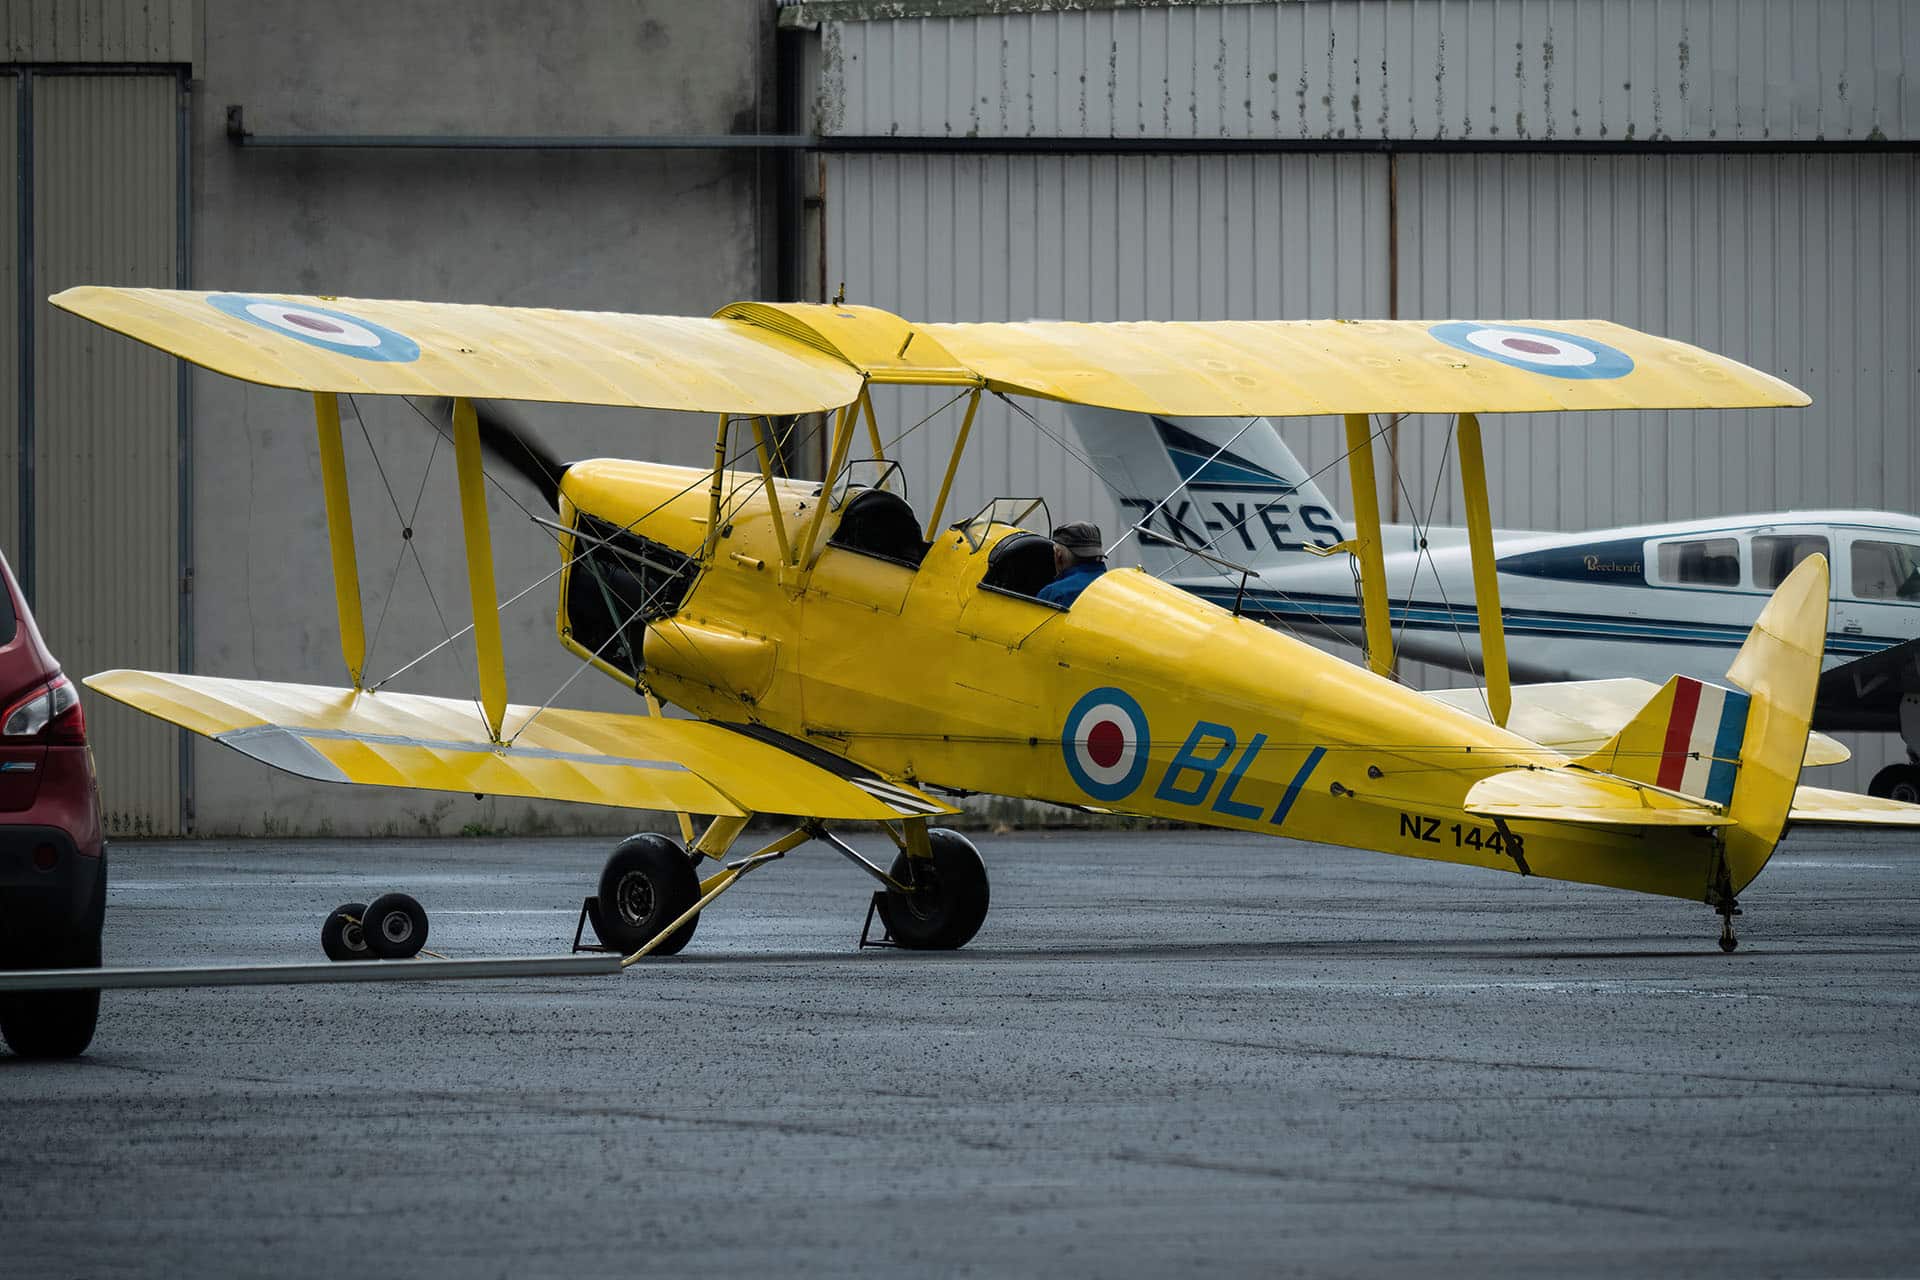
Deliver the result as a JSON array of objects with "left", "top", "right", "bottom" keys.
[{"left": 85, "top": 671, "right": 952, "bottom": 822}]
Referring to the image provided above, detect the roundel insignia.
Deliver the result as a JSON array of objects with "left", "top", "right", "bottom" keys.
[
  {"left": 1061, "top": 687, "right": 1151, "bottom": 802},
  {"left": 207, "top": 293, "right": 422, "bottom": 363},
  {"left": 1428, "top": 322, "right": 1633, "bottom": 380}
]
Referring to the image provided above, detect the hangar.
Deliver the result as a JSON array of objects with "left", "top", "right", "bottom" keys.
[{"left": 2, "top": 0, "right": 1913, "bottom": 833}]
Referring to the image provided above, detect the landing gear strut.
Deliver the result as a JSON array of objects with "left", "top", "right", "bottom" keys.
[{"left": 1717, "top": 899, "right": 1741, "bottom": 953}]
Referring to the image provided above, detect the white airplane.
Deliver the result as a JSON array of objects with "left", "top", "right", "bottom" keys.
[{"left": 1068, "top": 407, "right": 1920, "bottom": 800}]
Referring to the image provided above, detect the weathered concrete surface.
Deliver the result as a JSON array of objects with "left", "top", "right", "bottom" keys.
[
  {"left": 186, "top": 0, "right": 777, "bottom": 836},
  {"left": 3, "top": 827, "right": 1917, "bottom": 1277}
]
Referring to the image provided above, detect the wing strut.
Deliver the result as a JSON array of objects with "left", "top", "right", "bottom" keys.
[
  {"left": 1456, "top": 412, "right": 1511, "bottom": 727},
  {"left": 312, "top": 392, "right": 368, "bottom": 689},
  {"left": 797, "top": 397, "right": 859, "bottom": 567},
  {"left": 451, "top": 397, "right": 509, "bottom": 741},
  {"left": 1341, "top": 414, "right": 1395, "bottom": 677},
  {"left": 926, "top": 388, "right": 981, "bottom": 539}
]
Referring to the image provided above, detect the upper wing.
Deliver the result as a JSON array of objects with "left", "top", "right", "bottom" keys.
[
  {"left": 922, "top": 319, "right": 1809, "bottom": 417},
  {"left": 1426, "top": 678, "right": 1851, "bottom": 767},
  {"left": 1815, "top": 636, "right": 1920, "bottom": 728},
  {"left": 50, "top": 287, "right": 864, "bottom": 416},
  {"left": 85, "top": 670, "right": 952, "bottom": 821}
]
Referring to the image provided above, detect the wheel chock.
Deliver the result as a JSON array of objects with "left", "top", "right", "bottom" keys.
[
  {"left": 571, "top": 896, "right": 621, "bottom": 954},
  {"left": 858, "top": 893, "right": 898, "bottom": 949}
]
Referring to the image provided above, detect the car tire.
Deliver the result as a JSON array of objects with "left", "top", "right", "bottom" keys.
[{"left": 0, "top": 927, "right": 101, "bottom": 1059}]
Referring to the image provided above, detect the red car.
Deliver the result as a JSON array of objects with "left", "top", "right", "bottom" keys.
[{"left": 0, "top": 551, "right": 105, "bottom": 1057}]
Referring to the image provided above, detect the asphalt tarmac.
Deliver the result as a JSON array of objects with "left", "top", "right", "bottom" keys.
[{"left": 2, "top": 827, "right": 1917, "bottom": 1278}]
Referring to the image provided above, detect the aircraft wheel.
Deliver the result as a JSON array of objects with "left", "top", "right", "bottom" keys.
[
  {"left": 1867, "top": 763, "right": 1920, "bottom": 804},
  {"left": 320, "top": 901, "right": 375, "bottom": 962},
  {"left": 362, "top": 893, "right": 429, "bottom": 959},
  {"left": 876, "top": 828, "right": 990, "bottom": 951},
  {"left": 594, "top": 834, "right": 700, "bottom": 956}
]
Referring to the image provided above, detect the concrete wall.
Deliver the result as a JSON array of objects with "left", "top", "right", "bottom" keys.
[{"left": 187, "top": 0, "right": 777, "bottom": 834}]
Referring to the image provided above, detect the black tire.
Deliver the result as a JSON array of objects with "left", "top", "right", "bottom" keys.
[
  {"left": 362, "top": 892, "right": 429, "bottom": 959},
  {"left": 875, "top": 828, "right": 990, "bottom": 951},
  {"left": 0, "top": 928, "right": 102, "bottom": 1059},
  {"left": 593, "top": 834, "right": 701, "bottom": 956},
  {"left": 321, "top": 901, "right": 374, "bottom": 962},
  {"left": 1868, "top": 763, "right": 1920, "bottom": 805}
]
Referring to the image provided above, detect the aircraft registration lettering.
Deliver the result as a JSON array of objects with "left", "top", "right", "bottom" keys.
[
  {"left": 1078, "top": 710, "right": 1322, "bottom": 826},
  {"left": 1117, "top": 497, "right": 1341, "bottom": 555},
  {"left": 1399, "top": 811, "right": 1507, "bottom": 853}
]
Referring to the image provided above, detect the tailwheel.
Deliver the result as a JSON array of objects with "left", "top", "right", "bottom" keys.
[
  {"left": 1717, "top": 899, "right": 1742, "bottom": 954},
  {"left": 363, "top": 893, "right": 430, "bottom": 959},
  {"left": 593, "top": 833, "right": 701, "bottom": 956},
  {"left": 321, "top": 901, "right": 375, "bottom": 962},
  {"left": 876, "top": 828, "right": 990, "bottom": 951}
]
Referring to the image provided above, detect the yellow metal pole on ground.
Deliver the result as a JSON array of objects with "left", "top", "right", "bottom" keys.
[
  {"left": 925, "top": 389, "right": 981, "bottom": 540},
  {"left": 621, "top": 826, "right": 815, "bottom": 966},
  {"left": 748, "top": 417, "right": 793, "bottom": 565},
  {"left": 1342, "top": 413, "right": 1395, "bottom": 678},
  {"left": 1455, "top": 412, "right": 1512, "bottom": 727},
  {"left": 311, "top": 393, "right": 367, "bottom": 688},
  {"left": 796, "top": 399, "right": 859, "bottom": 567},
  {"left": 450, "top": 397, "right": 508, "bottom": 742}
]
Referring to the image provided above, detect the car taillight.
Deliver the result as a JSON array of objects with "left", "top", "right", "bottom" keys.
[{"left": 2, "top": 675, "right": 85, "bottom": 744}]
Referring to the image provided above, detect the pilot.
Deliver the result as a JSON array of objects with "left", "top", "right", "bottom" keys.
[{"left": 1038, "top": 522, "right": 1108, "bottom": 608}]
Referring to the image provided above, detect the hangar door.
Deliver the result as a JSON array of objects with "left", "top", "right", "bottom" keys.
[{"left": 4, "top": 73, "right": 185, "bottom": 835}]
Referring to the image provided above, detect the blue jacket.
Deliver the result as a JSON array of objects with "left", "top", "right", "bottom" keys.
[{"left": 1037, "top": 559, "right": 1106, "bottom": 608}]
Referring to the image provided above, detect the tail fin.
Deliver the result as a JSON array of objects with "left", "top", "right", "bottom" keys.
[
  {"left": 1572, "top": 675, "right": 1752, "bottom": 807},
  {"left": 1576, "top": 555, "right": 1828, "bottom": 894},
  {"left": 1719, "top": 553, "right": 1830, "bottom": 891},
  {"left": 1063, "top": 406, "right": 1344, "bottom": 574}
]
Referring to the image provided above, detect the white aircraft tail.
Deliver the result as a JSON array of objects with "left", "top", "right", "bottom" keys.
[{"left": 1065, "top": 407, "right": 1345, "bottom": 576}]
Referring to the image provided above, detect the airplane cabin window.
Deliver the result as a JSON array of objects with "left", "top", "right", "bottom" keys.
[
  {"left": 1753, "top": 533, "right": 1830, "bottom": 589},
  {"left": 1657, "top": 537, "right": 1741, "bottom": 587},
  {"left": 1851, "top": 540, "right": 1920, "bottom": 600}
]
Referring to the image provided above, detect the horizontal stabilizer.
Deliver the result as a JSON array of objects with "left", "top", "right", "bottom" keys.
[
  {"left": 85, "top": 671, "right": 953, "bottom": 822},
  {"left": 1788, "top": 784, "right": 1920, "bottom": 828},
  {"left": 1465, "top": 767, "right": 1732, "bottom": 828},
  {"left": 1427, "top": 678, "right": 1850, "bottom": 767}
]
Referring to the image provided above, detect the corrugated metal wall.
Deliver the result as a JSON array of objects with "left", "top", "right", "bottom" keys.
[
  {"left": 813, "top": 3, "right": 1920, "bottom": 794},
  {"left": 2, "top": 0, "right": 197, "bottom": 66},
  {"left": 829, "top": 151, "right": 1389, "bottom": 543},
  {"left": 28, "top": 73, "right": 181, "bottom": 834},
  {"left": 815, "top": 0, "right": 1918, "bottom": 142},
  {"left": 826, "top": 148, "right": 1918, "bottom": 791}
]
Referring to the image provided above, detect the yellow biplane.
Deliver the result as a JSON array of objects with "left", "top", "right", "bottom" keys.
[{"left": 53, "top": 287, "right": 1920, "bottom": 961}]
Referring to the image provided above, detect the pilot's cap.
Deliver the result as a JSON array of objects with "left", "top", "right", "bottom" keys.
[{"left": 1052, "top": 522, "right": 1105, "bottom": 560}]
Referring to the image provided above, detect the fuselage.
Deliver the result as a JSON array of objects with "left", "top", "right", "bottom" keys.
[
  {"left": 555, "top": 459, "right": 1747, "bottom": 904},
  {"left": 1177, "top": 510, "right": 1920, "bottom": 732}
]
